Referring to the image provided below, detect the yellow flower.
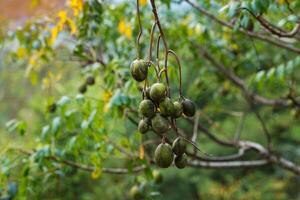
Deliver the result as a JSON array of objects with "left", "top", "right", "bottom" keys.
[
  {"left": 140, "top": 0, "right": 147, "bottom": 6},
  {"left": 118, "top": 19, "right": 132, "bottom": 39},
  {"left": 91, "top": 167, "right": 102, "bottom": 179},
  {"left": 17, "top": 47, "right": 26, "bottom": 58},
  {"left": 69, "top": 0, "right": 83, "bottom": 16}
]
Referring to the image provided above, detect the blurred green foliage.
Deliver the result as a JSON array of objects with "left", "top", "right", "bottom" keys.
[{"left": 1, "top": 0, "right": 300, "bottom": 199}]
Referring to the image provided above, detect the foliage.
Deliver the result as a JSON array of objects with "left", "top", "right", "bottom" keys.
[{"left": 1, "top": 0, "right": 300, "bottom": 199}]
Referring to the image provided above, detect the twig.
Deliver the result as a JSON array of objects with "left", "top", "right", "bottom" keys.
[{"left": 184, "top": 0, "right": 300, "bottom": 54}]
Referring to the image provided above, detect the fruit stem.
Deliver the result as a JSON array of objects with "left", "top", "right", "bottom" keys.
[
  {"left": 148, "top": 22, "right": 157, "bottom": 62},
  {"left": 136, "top": 0, "right": 143, "bottom": 59},
  {"left": 167, "top": 50, "right": 183, "bottom": 98}
]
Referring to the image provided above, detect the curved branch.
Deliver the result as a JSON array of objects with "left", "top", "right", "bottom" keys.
[
  {"left": 196, "top": 45, "right": 289, "bottom": 108},
  {"left": 11, "top": 148, "right": 146, "bottom": 175},
  {"left": 189, "top": 159, "right": 268, "bottom": 168},
  {"left": 184, "top": 0, "right": 300, "bottom": 54}
]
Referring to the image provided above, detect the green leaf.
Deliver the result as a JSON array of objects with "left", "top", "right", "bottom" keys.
[
  {"left": 51, "top": 117, "right": 61, "bottom": 135},
  {"left": 57, "top": 96, "right": 71, "bottom": 106}
]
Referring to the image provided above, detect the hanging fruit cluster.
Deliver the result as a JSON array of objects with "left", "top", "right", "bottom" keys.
[{"left": 131, "top": 59, "right": 195, "bottom": 169}]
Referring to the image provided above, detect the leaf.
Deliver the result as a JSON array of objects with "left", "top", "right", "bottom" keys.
[
  {"left": 91, "top": 167, "right": 102, "bottom": 179},
  {"left": 51, "top": 117, "right": 61, "bottom": 135},
  {"left": 57, "top": 96, "right": 71, "bottom": 106},
  {"left": 139, "top": 145, "right": 145, "bottom": 160},
  {"left": 227, "top": 2, "right": 240, "bottom": 18}
]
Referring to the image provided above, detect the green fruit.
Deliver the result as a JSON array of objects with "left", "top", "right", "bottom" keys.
[
  {"left": 172, "top": 101, "right": 183, "bottom": 118},
  {"left": 130, "top": 59, "right": 148, "bottom": 82},
  {"left": 151, "top": 114, "right": 169, "bottom": 134},
  {"left": 159, "top": 97, "right": 174, "bottom": 116},
  {"left": 138, "top": 119, "right": 149, "bottom": 134},
  {"left": 172, "top": 137, "right": 187, "bottom": 155},
  {"left": 145, "top": 87, "right": 152, "bottom": 100},
  {"left": 139, "top": 99, "right": 155, "bottom": 118},
  {"left": 78, "top": 84, "right": 87, "bottom": 94},
  {"left": 154, "top": 143, "right": 174, "bottom": 168},
  {"left": 47, "top": 103, "right": 57, "bottom": 113},
  {"left": 182, "top": 98, "right": 196, "bottom": 117},
  {"left": 174, "top": 153, "right": 188, "bottom": 169},
  {"left": 150, "top": 83, "right": 166, "bottom": 103},
  {"left": 86, "top": 76, "right": 95, "bottom": 85},
  {"left": 152, "top": 170, "right": 163, "bottom": 184},
  {"left": 129, "top": 185, "right": 143, "bottom": 200}
]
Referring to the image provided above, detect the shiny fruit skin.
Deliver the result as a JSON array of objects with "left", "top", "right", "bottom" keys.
[
  {"left": 130, "top": 59, "right": 148, "bottom": 82},
  {"left": 150, "top": 83, "right": 166, "bottom": 103},
  {"left": 182, "top": 98, "right": 196, "bottom": 117},
  {"left": 151, "top": 114, "right": 169, "bottom": 134},
  {"left": 172, "top": 137, "right": 187, "bottom": 156},
  {"left": 174, "top": 153, "right": 188, "bottom": 169},
  {"left": 139, "top": 99, "right": 155, "bottom": 118},
  {"left": 159, "top": 97, "right": 174, "bottom": 117},
  {"left": 138, "top": 119, "right": 149, "bottom": 134},
  {"left": 154, "top": 143, "right": 174, "bottom": 168},
  {"left": 172, "top": 101, "right": 183, "bottom": 118}
]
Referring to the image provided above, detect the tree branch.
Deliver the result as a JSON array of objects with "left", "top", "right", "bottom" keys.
[{"left": 184, "top": 0, "right": 300, "bottom": 54}]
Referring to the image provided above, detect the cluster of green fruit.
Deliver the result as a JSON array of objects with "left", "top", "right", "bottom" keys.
[
  {"left": 130, "top": 59, "right": 196, "bottom": 169},
  {"left": 78, "top": 75, "right": 96, "bottom": 94}
]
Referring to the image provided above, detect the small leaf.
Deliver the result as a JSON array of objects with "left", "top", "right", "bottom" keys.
[
  {"left": 51, "top": 117, "right": 61, "bottom": 135},
  {"left": 57, "top": 96, "right": 71, "bottom": 106},
  {"left": 91, "top": 167, "right": 102, "bottom": 179}
]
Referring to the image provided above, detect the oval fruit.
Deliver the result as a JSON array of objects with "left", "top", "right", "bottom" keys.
[
  {"left": 130, "top": 59, "right": 148, "bottom": 82},
  {"left": 172, "top": 137, "right": 187, "bottom": 155},
  {"left": 154, "top": 143, "right": 174, "bottom": 168},
  {"left": 172, "top": 101, "right": 183, "bottom": 118},
  {"left": 138, "top": 119, "right": 149, "bottom": 134},
  {"left": 129, "top": 185, "right": 143, "bottom": 200},
  {"left": 182, "top": 98, "right": 196, "bottom": 117},
  {"left": 78, "top": 84, "right": 87, "bottom": 94},
  {"left": 151, "top": 114, "right": 169, "bottom": 134},
  {"left": 86, "top": 76, "right": 95, "bottom": 85},
  {"left": 139, "top": 99, "right": 155, "bottom": 118},
  {"left": 174, "top": 153, "right": 188, "bottom": 169},
  {"left": 159, "top": 97, "right": 174, "bottom": 116},
  {"left": 150, "top": 83, "right": 166, "bottom": 103}
]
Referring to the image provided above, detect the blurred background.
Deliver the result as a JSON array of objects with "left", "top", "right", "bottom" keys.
[{"left": 1, "top": 0, "right": 300, "bottom": 199}]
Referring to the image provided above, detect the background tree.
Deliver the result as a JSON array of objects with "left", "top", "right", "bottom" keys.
[{"left": 1, "top": 0, "right": 300, "bottom": 199}]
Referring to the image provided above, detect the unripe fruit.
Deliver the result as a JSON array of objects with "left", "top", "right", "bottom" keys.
[
  {"left": 172, "top": 137, "right": 187, "bottom": 155},
  {"left": 159, "top": 97, "right": 174, "bottom": 116},
  {"left": 150, "top": 83, "right": 166, "bottom": 103},
  {"left": 47, "top": 103, "right": 57, "bottom": 113},
  {"left": 154, "top": 143, "right": 173, "bottom": 168},
  {"left": 86, "top": 76, "right": 95, "bottom": 85},
  {"left": 139, "top": 99, "right": 155, "bottom": 118},
  {"left": 78, "top": 84, "right": 87, "bottom": 94},
  {"left": 138, "top": 119, "right": 149, "bottom": 134},
  {"left": 174, "top": 153, "right": 188, "bottom": 169},
  {"left": 182, "top": 98, "right": 196, "bottom": 117},
  {"left": 129, "top": 185, "right": 143, "bottom": 200},
  {"left": 152, "top": 170, "right": 163, "bottom": 184},
  {"left": 172, "top": 101, "right": 183, "bottom": 118},
  {"left": 130, "top": 59, "right": 148, "bottom": 82},
  {"left": 151, "top": 114, "right": 169, "bottom": 134}
]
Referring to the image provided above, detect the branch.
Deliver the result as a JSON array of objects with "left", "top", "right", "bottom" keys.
[
  {"left": 184, "top": 0, "right": 300, "bottom": 54},
  {"left": 196, "top": 45, "right": 289, "bottom": 108},
  {"left": 189, "top": 159, "right": 268, "bottom": 168},
  {"left": 12, "top": 148, "right": 146, "bottom": 175}
]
